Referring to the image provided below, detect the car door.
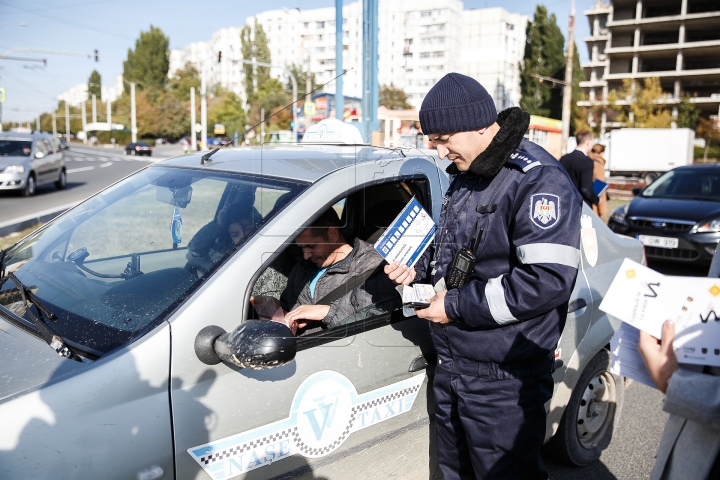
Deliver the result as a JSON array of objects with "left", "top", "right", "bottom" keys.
[
  {"left": 168, "top": 153, "right": 447, "bottom": 480},
  {"left": 43, "top": 138, "right": 61, "bottom": 181}
]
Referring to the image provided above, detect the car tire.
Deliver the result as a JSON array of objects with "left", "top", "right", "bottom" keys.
[
  {"left": 22, "top": 174, "right": 36, "bottom": 197},
  {"left": 55, "top": 169, "right": 67, "bottom": 190},
  {"left": 131, "top": 150, "right": 137, "bottom": 156},
  {"left": 124, "top": 149, "right": 129, "bottom": 155},
  {"left": 643, "top": 172, "right": 658, "bottom": 184},
  {"left": 544, "top": 349, "right": 624, "bottom": 466}
]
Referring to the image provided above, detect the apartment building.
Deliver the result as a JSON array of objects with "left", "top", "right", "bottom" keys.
[
  {"left": 580, "top": 0, "right": 720, "bottom": 133},
  {"left": 57, "top": 75, "right": 124, "bottom": 107},
  {"left": 168, "top": 0, "right": 527, "bottom": 112}
]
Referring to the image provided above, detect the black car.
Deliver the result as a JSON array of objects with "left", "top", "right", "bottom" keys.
[
  {"left": 124, "top": 141, "right": 152, "bottom": 156},
  {"left": 609, "top": 165, "right": 720, "bottom": 264}
]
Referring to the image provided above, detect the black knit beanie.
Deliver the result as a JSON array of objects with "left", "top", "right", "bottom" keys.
[{"left": 419, "top": 73, "right": 498, "bottom": 135}]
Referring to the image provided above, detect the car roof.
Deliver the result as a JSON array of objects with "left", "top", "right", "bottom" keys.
[
  {"left": 672, "top": 164, "right": 720, "bottom": 171},
  {"left": 154, "top": 144, "right": 433, "bottom": 183},
  {"left": 0, "top": 132, "right": 55, "bottom": 141}
]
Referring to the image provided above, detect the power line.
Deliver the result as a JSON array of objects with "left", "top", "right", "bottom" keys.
[{"left": 0, "top": 0, "right": 133, "bottom": 40}]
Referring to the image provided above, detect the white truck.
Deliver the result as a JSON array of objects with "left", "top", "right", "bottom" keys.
[{"left": 606, "top": 128, "right": 695, "bottom": 184}]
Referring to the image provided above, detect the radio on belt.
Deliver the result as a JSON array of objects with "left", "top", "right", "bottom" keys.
[{"left": 447, "top": 220, "right": 483, "bottom": 289}]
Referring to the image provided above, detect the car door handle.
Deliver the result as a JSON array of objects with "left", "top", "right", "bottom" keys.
[{"left": 568, "top": 298, "right": 587, "bottom": 314}]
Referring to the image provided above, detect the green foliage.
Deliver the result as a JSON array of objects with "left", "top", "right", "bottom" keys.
[
  {"left": 285, "top": 63, "right": 316, "bottom": 98},
  {"left": 695, "top": 145, "right": 720, "bottom": 160},
  {"left": 167, "top": 62, "right": 200, "bottom": 100},
  {"left": 95, "top": 130, "right": 132, "bottom": 145},
  {"left": 241, "top": 20, "right": 271, "bottom": 104},
  {"left": 677, "top": 94, "right": 700, "bottom": 129},
  {"left": 88, "top": 70, "right": 102, "bottom": 100},
  {"left": 519, "top": 5, "right": 566, "bottom": 117},
  {"left": 615, "top": 78, "right": 673, "bottom": 128},
  {"left": 697, "top": 118, "right": 720, "bottom": 161},
  {"left": 209, "top": 92, "right": 246, "bottom": 137},
  {"left": 380, "top": 83, "right": 412, "bottom": 110},
  {"left": 123, "top": 25, "right": 170, "bottom": 92}
]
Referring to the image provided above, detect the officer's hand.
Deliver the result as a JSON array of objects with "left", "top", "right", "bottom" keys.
[
  {"left": 638, "top": 320, "right": 678, "bottom": 394},
  {"left": 384, "top": 261, "right": 416, "bottom": 286},
  {"left": 414, "top": 291, "right": 451, "bottom": 324}
]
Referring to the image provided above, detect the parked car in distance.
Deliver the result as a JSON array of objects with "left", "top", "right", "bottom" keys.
[
  {"left": 125, "top": 141, "right": 152, "bottom": 156},
  {"left": 0, "top": 141, "right": 643, "bottom": 478},
  {"left": 0, "top": 132, "right": 67, "bottom": 196},
  {"left": 608, "top": 165, "right": 720, "bottom": 265},
  {"left": 59, "top": 139, "right": 69, "bottom": 150}
]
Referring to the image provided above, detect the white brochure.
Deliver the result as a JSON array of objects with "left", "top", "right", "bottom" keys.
[
  {"left": 600, "top": 258, "right": 720, "bottom": 367},
  {"left": 374, "top": 197, "right": 436, "bottom": 268}
]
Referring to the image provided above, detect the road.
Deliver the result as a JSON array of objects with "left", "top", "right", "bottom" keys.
[{"left": 0, "top": 143, "right": 184, "bottom": 225}]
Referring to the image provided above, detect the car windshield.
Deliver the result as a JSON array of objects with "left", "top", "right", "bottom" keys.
[
  {"left": 0, "top": 140, "right": 32, "bottom": 156},
  {"left": 642, "top": 169, "right": 720, "bottom": 202},
  {"left": 0, "top": 166, "right": 307, "bottom": 356}
]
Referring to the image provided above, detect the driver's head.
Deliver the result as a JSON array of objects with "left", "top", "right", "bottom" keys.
[
  {"left": 22, "top": 147, "right": 31, "bottom": 155},
  {"left": 295, "top": 209, "right": 348, "bottom": 268}
]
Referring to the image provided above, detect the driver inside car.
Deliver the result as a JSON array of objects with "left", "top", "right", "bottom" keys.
[{"left": 280, "top": 208, "right": 400, "bottom": 334}]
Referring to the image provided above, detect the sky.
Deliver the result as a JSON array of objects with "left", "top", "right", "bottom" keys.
[{"left": 0, "top": 0, "right": 598, "bottom": 123}]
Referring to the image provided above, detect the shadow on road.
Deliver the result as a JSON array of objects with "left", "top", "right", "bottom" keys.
[{"left": 544, "top": 456, "right": 617, "bottom": 480}]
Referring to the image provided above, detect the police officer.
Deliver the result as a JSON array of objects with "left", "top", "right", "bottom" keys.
[{"left": 385, "top": 73, "right": 582, "bottom": 479}]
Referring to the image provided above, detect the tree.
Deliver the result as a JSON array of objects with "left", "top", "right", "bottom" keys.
[
  {"left": 240, "top": 20, "right": 271, "bottom": 104},
  {"left": 380, "top": 83, "right": 412, "bottom": 110},
  {"left": 676, "top": 94, "right": 700, "bottom": 129},
  {"left": 123, "top": 25, "right": 170, "bottom": 92},
  {"left": 209, "top": 92, "right": 247, "bottom": 138},
  {"left": 519, "top": 5, "right": 566, "bottom": 118},
  {"left": 697, "top": 118, "right": 720, "bottom": 161},
  {"left": 88, "top": 70, "right": 102, "bottom": 100},
  {"left": 614, "top": 77, "right": 673, "bottom": 128},
  {"left": 285, "top": 62, "right": 316, "bottom": 99},
  {"left": 167, "top": 62, "right": 200, "bottom": 100}
]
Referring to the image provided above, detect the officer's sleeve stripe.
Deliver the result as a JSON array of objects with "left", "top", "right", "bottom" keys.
[
  {"left": 522, "top": 161, "right": 541, "bottom": 172},
  {"left": 486, "top": 276, "right": 518, "bottom": 326},
  {"left": 516, "top": 243, "right": 580, "bottom": 268}
]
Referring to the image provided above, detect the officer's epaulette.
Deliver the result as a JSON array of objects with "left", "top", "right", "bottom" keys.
[{"left": 506, "top": 151, "right": 542, "bottom": 173}]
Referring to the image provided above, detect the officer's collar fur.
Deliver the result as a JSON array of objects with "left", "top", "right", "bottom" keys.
[{"left": 445, "top": 107, "right": 531, "bottom": 177}]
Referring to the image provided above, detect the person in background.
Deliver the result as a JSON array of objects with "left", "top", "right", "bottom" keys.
[
  {"left": 559, "top": 130, "right": 599, "bottom": 208},
  {"left": 589, "top": 143, "right": 607, "bottom": 217},
  {"left": 638, "top": 248, "right": 720, "bottom": 479}
]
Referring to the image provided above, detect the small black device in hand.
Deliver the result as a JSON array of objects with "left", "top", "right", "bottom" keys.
[
  {"left": 403, "top": 301, "right": 431, "bottom": 309},
  {"left": 446, "top": 220, "right": 483, "bottom": 289}
]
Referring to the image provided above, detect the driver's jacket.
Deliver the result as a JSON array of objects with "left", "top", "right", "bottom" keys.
[{"left": 415, "top": 138, "right": 583, "bottom": 366}]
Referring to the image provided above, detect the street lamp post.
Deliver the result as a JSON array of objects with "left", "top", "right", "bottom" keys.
[
  {"left": 201, "top": 65, "right": 207, "bottom": 151},
  {"left": 130, "top": 82, "right": 137, "bottom": 143},
  {"left": 92, "top": 94, "right": 97, "bottom": 124},
  {"left": 65, "top": 101, "right": 70, "bottom": 143},
  {"left": 190, "top": 86, "right": 196, "bottom": 151},
  {"left": 81, "top": 100, "right": 87, "bottom": 144}
]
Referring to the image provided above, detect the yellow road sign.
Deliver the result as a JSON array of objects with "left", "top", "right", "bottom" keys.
[
  {"left": 0, "top": 88, "right": 5, "bottom": 102},
  {"left": 304, "top": 102, "right": 316, "bottom": 116}
]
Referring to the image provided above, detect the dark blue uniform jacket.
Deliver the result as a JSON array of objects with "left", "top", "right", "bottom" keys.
[{"left": 415, "top": 107, "right": 583, "bottom": 366}]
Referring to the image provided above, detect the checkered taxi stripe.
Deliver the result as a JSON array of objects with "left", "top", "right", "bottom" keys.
[{"left": 200, "top": 428, "right": 294, "bottom": 464}]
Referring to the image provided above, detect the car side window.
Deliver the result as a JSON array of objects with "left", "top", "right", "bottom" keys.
[
  {"left": 249, "top": 179, "right": 429, "bottom": 338},
  {"left": 51, "top": 138, "right": 61, "bottom": 153},
  {"left": 34, "top": 140, "right": 47, "bottom": 156},
  {"left": 43, "top": 139, "right": 55, "bottom": 154}
]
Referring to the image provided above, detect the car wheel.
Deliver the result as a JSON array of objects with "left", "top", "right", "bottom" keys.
[
  {"left": 131, "top": 150, "right": 137, "bottom": 156},
  {"left": 22, "top": 174, "right": 36, "bottom": 197},
  {"left": 55, "top": 169, "right": 67, "bottom": 190},
  {"left": 124, "top": 149, "right": 129, "bottom": 155},
  {"left": 643, "top": 172, "right": 658, "bottom": 184},
  {"left": 545, "top": 349, "right": 624, "bottom": 466}
]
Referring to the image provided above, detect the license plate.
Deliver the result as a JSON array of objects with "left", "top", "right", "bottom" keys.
[{"left": 637, "top": 235, "right": 679, "bottom": 249}]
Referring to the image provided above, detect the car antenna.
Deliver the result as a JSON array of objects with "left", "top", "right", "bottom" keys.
[
  {"left": 223, "top": 67, "right": 353, "bottom": 148},
  {"left": 201, "top": 148, "right": 219, "bottom": 164}
]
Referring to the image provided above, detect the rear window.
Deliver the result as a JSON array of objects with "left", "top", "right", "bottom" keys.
[{"left": 0, "top": 140, "right": 32, "bottom": 156}]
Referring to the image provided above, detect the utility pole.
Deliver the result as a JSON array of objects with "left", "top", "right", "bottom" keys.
[
  {"left": 81, "top": 101, "right": 86, "bottom": 143},
  {"left": 64, "top": 101, "right": 70, "bottom": 143},
  {"left": 200, "top": 65, "right": 208, "bottom": 151},
  {"left": 260, "top": 108, "right": 265, "bottom": 145},
  {"left": 92, "top": 94, "right": 97, "bottom": 124},
  {"left": 52, "top": 111, "right": 56, "bottom": 136},
  {"left": 130, "top": 82, "right": 137, "bottom": 143},
  {"left": 361, "top": 0, "right": 379, "bottom": 141},
  {"left": 190, "top": 86, "right": 196, "bottom": 151},
  {"left": 305, "top": 56, "right": 312, "bottom": 130},
  {"left": 106, "top": 99, "right": 112, "bottom": 132},
  {"left": 335, "top": 0, "right": 344, "bottom": 121},
  {"left": 561, "top": 0, "right": 576, "bottom": 154},
  {"left": 36, "top": 115, "right": 40, "bottom": 133}
]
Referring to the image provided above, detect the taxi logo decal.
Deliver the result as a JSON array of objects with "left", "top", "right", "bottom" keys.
[
  {"left": 530, "top": 193, "right": 559, "bottom": 229},
  {"left": 188, "top": 371, "right": 425, "bottom": 479}
]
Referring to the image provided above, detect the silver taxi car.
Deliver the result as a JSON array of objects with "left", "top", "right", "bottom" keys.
[
  {"left": 0, "top": 132, "right": 67, "bottom": 196},
  {"left": 0, "top": 142, "right": 642, "bottom": 479}
]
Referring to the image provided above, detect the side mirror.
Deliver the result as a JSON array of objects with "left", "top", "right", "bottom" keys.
[
  {"left": 194, "top": 320, "right": 296, "bottom": 369},
  {"left": 34, "top": 151, "right": 45, "bottom": 159},
  {"left": 632, "top": 187, "right": 642, "bottom": 197}
]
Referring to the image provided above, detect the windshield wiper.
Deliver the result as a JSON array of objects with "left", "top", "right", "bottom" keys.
[{"left": 7, "top": 272, "right": 82, "bottom": 362}]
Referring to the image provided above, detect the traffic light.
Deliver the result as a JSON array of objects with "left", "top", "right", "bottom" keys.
[
  {"left": 94, "top": 49, "right": 99, "bottom": 62},
  {"left": 218, "top": 51, "right": 222, "bottom": 63}
]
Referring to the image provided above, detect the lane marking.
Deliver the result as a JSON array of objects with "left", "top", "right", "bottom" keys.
[
  {"left": 99, "top": 162, "right": 113, "bottom": 168},
  {"left": 67, "top": 166, "right": 96, "bottom": 173}
]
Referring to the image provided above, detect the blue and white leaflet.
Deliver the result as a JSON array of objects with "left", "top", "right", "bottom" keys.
[{"left": 373, "top": 197, "right": 436, "bottom": 268}]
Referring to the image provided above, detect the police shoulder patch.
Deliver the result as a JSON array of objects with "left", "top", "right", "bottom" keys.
[
  {"left": 530, "top": 193, "right": 560, "bottom": 229},
  {"left": 507, "top": 151, "right": 542, "bottom": 173}
]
